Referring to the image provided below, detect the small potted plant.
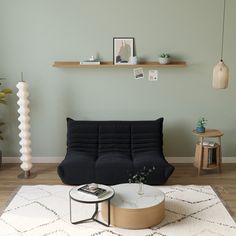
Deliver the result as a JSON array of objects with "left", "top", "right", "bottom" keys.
[
  {"left": 196, "top": 117, "right": 207, "bottom": 133},
  {"left": 128, "top": 166, "right": 156, "bottom": 195},
  {"left": 159, "top": 53, "right": 170, "bottom": 64}
]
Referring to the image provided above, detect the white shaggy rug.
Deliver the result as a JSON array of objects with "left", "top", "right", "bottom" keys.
[{"left": 0, "top": 185, "right": 235, "bottom": 236}]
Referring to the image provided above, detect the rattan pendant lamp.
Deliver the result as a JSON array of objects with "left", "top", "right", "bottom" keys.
[{"left": 213, "top": 0, "right": 229, "bottom": 89}]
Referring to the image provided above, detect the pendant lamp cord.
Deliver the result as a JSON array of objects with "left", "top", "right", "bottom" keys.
[{"left": 220, "top": 0, "right": 226, "bottom": 61}]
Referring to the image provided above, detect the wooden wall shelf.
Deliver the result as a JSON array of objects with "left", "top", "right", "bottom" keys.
[{"left": 53, "top": 61, "right": 187, "bottom": 68}]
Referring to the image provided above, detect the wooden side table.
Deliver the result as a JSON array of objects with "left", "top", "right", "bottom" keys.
[{"left": 192, "top": 129, "right": 224, "bottom": 175}]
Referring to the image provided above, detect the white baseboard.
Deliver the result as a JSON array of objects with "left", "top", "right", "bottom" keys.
[{"left": 2, "top": 156, "right": 236, "bottom": 163}]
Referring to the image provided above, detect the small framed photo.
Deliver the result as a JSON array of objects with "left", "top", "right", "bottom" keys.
[
  {"left": 113, "top": 37, "right": 134, "bottom": 64},
  {"left": 133, "top": 67, "right": 144, "bottom": 79},
  {"left": 148, "top": 70, "right": 159, "bottom": 81}
]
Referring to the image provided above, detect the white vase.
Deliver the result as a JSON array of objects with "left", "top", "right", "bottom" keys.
[
  {"left": 159, "top": 57, "right": 170, "bottom": 64},
  {"left": 138, "top": 182, "right": 144, "bottom": 195},
  {"left": 130, "top": 56, "right": 138, "bottom": 64}
]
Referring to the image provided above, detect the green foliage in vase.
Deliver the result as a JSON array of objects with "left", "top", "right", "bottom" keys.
[
  {"left": 160, "top": 53, "right": 170, "bottom": 58},
  {"left": 128, "top": 166, "right": 156, "bottom": 183},
  {"left": 0, "top": 78, "right": 12, "bottom": 140},
  {"left": 196, "top": 117, "right": 207, "bottom": 128}
]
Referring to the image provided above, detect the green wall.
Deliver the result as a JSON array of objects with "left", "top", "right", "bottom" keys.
[{"left": 0, "top": 0, "right": 235, "bottom": 159}]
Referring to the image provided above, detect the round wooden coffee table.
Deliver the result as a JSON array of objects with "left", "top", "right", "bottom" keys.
[{"left": 101, "top": 183, "right": 165, "bottom": 229}]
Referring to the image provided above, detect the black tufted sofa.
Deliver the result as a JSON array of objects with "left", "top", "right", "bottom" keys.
[{"left": 57, "top": 117, "right": 174, "bottom": 185}]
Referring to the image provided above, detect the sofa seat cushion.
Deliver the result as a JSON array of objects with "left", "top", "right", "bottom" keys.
[
  {"left": 133, "top": 152, "right": 174, "bottom": 185},
  {"left": 98, "top": 123, "right": 131, "bottom": 159},
  {"left": 57, "top": 151, "right": 95, "bottom": 185},
  {"left": 96, "top": 154, "right": 133, "bottom": 185}
]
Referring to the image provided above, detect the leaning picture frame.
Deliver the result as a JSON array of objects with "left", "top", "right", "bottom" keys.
[{"left": 113, "top": 37, "right": 134, "bottom": 64}]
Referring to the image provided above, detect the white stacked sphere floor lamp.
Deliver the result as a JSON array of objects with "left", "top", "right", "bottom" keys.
[{"left": 16, "top": 74, "right": 35, "bottom": 178}]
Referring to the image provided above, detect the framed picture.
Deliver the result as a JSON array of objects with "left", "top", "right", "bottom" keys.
[
  {"left": 148, "top": 70, "right": 159, "bottom": 81},
  {"left": 113, "top": 37, "right": 134, "bottom": 64},
  {"left": 133, "top": 67, "right": 144, "bottom": 79}
]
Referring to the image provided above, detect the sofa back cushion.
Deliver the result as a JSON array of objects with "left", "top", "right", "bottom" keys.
[
  {"left": 98, "top": 122, "right": 131, "bottom": 159},
  {"left": 131, "top": 118, "right": 164, "bottom": 156},
  {"left": 67, "top": 118, "right": 164, "bottom": 160},
  {"left": 67, "top": 118, "right": 98, "bottom": 155}
]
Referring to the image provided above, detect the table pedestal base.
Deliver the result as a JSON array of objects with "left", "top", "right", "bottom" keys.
[
  {"left": 101, "top": 200, "right": 165, "bottom": 229},
  {"left": 70, "top": 199, "right": 111, "bottom": 227}
]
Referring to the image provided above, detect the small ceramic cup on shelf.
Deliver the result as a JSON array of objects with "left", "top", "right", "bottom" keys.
[
  {"left": 159, "top": 57, "right": 170, "bottom": 64},
  {"left": 130, "top": 56, "right": 138, "bottom": 64}
]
